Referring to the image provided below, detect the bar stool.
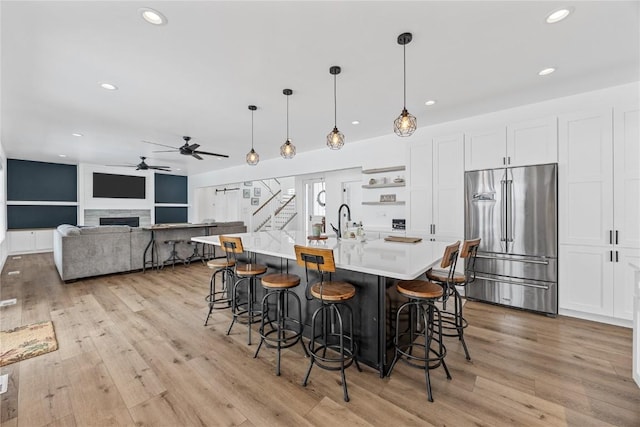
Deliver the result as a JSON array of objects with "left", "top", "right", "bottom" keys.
[
  {"left": 294, "top": 245, "right": 362, "bottom": 402},
  {"left": 161, "top": 240, "right": 186, "bottom": 269},
  {"left": 221, "top": 235, "right": 267, "bottom": 345},
  {"left": 203, "top": 256, "right": 234, "bottom": 326},
  {"left": 426, "top": 238, "right": 480, "bottom": 360},
  {"left": 387, "top": 240, "right": 460, "bottom": 402},
  {"left": 186, "top": 241, "right": 206, "bottom": 265},
  {"left": 253, "top": 271, "right": 309, "bottom": 375}
]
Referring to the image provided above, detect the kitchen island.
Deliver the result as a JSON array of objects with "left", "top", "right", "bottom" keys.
[{"left": 193, "top": 230, "right": 450, "bottom": 376}]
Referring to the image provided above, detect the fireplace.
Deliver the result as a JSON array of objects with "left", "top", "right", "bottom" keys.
[{"left": 100, "top": 217, "right": 140, "bottom": 227}]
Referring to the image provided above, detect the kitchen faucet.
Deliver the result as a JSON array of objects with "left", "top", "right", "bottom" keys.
[{"left": 337, "top": 203, "right": 351, "bottom": 239}]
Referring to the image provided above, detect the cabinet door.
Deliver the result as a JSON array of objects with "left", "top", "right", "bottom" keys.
[
  {"left": 35, "top": 229, "right": 54, "bottom": 251},
  {"left": 432, "top": 133, "right": 464, "bottom": 241},
  {"left": 507, "top": 117, "right": 558, "bottom": 167},
  {"left": 408, "top": 142, "right": 433, "bottom": 234},
  {"left": 464, "top": 127, "right": 506, "bottom": 171},
  {"left": 613, "top": 105, "right": 640, "bottom": 249},
  {"left": 8, "top": 231, "right": 36, "bottom": 254},
  {"left": 558, "top": 109, "right": 613, "bottom": 246},
  {"left": 559, "top": 244, "right": 614, "bottom": 316},
  {"left": 613, "top": 248, "right": 640, "bottom": 320}
]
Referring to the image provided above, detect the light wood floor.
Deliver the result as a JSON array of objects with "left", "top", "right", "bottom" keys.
[{"left": 1, "top": 253, "right": 639, "bottom": 427}]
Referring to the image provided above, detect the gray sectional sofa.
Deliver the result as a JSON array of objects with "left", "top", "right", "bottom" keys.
[{"left": 53, "top": 222, "right": 246, "bottom": 282}]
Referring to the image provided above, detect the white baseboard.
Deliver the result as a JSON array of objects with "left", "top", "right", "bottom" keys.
[{"left": 559, "top": 308, "right": 633, "bottom": 328}]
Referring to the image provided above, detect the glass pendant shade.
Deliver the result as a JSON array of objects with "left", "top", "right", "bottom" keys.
[
  {"left": 394, "top": 108, "right": 417, "bottom": 137},
  {"left": 280, "top": 139, "right": 296, "bottom": 159},
  {"left": 246, "top": 148, "right": 259, "bottom": 165},
  {"left": 327, "top": 127, "right": 344, "bottom": 150}
]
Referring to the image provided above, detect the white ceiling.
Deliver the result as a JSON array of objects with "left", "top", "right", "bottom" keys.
[{"left": 1, "top": 1, "right": 638, "bottom": 175}]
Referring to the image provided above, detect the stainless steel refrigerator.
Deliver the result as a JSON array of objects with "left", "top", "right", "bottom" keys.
[{"left": 464, "top": 163, "right": 557, "bottom": 315}]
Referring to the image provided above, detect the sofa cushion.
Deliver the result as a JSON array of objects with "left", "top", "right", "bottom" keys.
[
  {"left": 57, "top": 224, "right": 81, "bottom": 236},
  {"left": 79, "top": 225, "right": 131, "bottom": 235}
]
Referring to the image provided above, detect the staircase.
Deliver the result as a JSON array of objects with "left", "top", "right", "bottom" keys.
[{"left": 254, "top": 192, "right": 297, "bottom": 232}]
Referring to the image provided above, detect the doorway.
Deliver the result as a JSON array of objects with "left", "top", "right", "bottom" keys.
[{"left": 304, "top": 178, "right": 326, "bottom": 236}]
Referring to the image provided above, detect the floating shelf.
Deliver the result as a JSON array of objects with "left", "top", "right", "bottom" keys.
[
  {"left": 361, "top": 182, "right": 405, "bottom": 189},
  {"left": 362, "top": 166, "right": 406, "bottom": 174},
  {"left": 362, "top": 201, "right": 406, "bottom": 205}
]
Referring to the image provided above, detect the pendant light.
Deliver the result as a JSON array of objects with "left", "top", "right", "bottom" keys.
[
  {"left": 280, "top": 89, "right": 296, "bottom": 159},
  {"left": 246, "top": 105, "right": 259, "bottom": 166},
  {"left": 327, "top": 66, "right": 345, "bottom": 150},
  {"left": 393, "top": 32, "right": 417, "bottom": 137}
]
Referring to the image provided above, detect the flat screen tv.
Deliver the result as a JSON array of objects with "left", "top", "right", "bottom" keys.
[{"left": 93, "top": 173, "right": 146, "bottom": 199}]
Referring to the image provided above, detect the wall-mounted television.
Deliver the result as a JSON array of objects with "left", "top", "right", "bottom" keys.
[{"left": 93, "top": 173, "right": 146, "bottom": 199}]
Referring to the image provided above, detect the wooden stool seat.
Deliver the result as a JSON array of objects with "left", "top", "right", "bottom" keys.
[
  {"left": 425, "top": 269, "right": 465, "bottom": 284},
  {"left": 235, "top": 263, "right": 268, "bottom": 276},
  {"left": 396, "top": 280, "right": 444, "bottom": 300},
  {"left": 207, "top": 259, "right": 235, "bottom": 269},
  {"left": 310, "top": 281, "right": 356, "bottom": 301},
  {"left": 260, "top": 273, "right": 301, "bottom": 289}
]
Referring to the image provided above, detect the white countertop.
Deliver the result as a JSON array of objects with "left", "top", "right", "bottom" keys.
[{"left": 193, "top": 230, "right": 450, "bottom": 280}]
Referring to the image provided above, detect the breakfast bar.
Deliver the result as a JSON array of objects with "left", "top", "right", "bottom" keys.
[{"left": 193, "top": 230, "right": 449, "bottom": 376}]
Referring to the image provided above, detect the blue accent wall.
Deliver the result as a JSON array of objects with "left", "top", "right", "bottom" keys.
[
  {"left": 155, "top": 173, "right": 187, "bottom": 204},
  {"left": 155, "top": 207, "right": 188, "bottom": 224},
  {"left": 7, "top": 159, "right": 77, "bottom": 201}
]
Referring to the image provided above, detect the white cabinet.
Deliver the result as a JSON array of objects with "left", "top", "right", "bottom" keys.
[
  {"left": 464, "top": 117, "right": 557, "bottom": 170},
  {"left": 559, "top": 106, "right": 640, "bottom": 321},
  {"left": 409, "top": 133, "right": 463, "bottom": 241},
  {"left": 464, "top": 127, "right": 506, "bottom": 171},
  {"left": 559, "top": 109, "right": 613, "bottom": 246},
  {"left": 7, "top": 229, "right": 54, "bottom": 254}
]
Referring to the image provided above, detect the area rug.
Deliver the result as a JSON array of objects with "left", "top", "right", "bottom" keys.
[{"left": 0, "top": 321, "right": 58, "bottom": 367}]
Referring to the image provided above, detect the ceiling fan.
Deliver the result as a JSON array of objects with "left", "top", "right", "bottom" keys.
[
  {"left": 142, "top": 136, "right": 229, "bottom": 160},
  {"left": 108, "top": 156, "right": 171, "bottom": 172}
]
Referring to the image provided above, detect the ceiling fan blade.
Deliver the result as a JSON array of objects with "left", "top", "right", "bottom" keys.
[
  {"left": 142, "top": 140, "right": 178, "bottom": 149},
  {"left": 188, "top": 143, "right": 200, "bottom": 150},
  {"left": 152, "top": 150, "right": 179, "bottom": 153},
  {"left": 192, "top": 153, "right": 203, "bottom": 160},
  {"left": 149, "top": 166, "right": 172, "bottom": 171},
  {"left": 193, "top": 150, "right": 230, "bottom": 158},
  {"left": 106, "top": 164, "right": 136, "bottom": 167}
]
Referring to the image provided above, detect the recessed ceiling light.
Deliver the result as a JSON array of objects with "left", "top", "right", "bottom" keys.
[
  {"left": 425, "top": 100, "right": 437, "bottom": 106},
  {"left": 351, "top": 120, "right": 360, "bottom": 125},
  {"left": 100, "top": 82, "right": 118, "bottom": 90},
  {"left": 71, "top": 133, "right": 83, "bottom": 137},
  {"left": 58, "top": 154, "right": 67, "bottom": 158},
  {"left": 546, "top": 8, "right": 572, "bottom": 24},
  {"left": 139, "top": 8, "right": 167, "bottom": 25},
  {"left": 175, "top": 168, "right": 181, "bottom": 171},
  {"left": 538, "top": 67, "right": 556, "bottom": 76}
]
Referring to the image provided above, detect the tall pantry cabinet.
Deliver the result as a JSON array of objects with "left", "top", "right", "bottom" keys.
[{"left": 558, "top": 105, "right": 640, "bottom": 321}]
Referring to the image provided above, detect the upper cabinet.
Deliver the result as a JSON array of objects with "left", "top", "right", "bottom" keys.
[
  {"left": 558, "top": 109, "right": 614, "bottom": 247},
  {"left": 463, "top": 127, "right": 506, "bottom": 171},
  {"left": 464, "top": 117, "right": 558, "bottom": 170},
  {"left": 409, "top": 133, "right": 464, "bottom": 241}
]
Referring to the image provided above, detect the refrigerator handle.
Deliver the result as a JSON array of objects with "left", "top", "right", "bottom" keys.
[
  {"left": 507, "top": 180, "right": 514, "bottom": 244},
  {"left": 609, "top": 230, "right": 613, "bottom": 244},
  {"left": 500, "top": 180, "right": 507, "bottom": 244},
  {"left": 615, "top": 230, "right": 619, "bottom": 245}
]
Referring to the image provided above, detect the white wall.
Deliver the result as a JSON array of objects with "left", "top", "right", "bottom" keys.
[
  {"left": 0, "top": 138, "right": 7, "bottom": 271},
  {"left": 78, "top": 163, "right": 156, "bottom": 224}
]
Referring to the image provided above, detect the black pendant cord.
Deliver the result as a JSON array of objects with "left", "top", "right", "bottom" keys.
[
  {"left": 251, "top": 109, "right": 254, "bottom": 150},
  {"left": 403, "top": 43, "right": 407, "bottom": 110},
  {"left": 286, "top": 94, "right": 290, "bottom": 141},
  {"left": 333, "top": 73, "right": 338, "bottom": 127}
]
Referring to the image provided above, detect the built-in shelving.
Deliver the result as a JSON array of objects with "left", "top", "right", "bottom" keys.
[
  {"left": 361, "top": 182, "right": 405, "bottom": 189},
  {"left": 362, "top": 201, "right": 406, "bottom": 206},
  {"left": 362, "top": 166, "right": 406, "bottom": 174}
]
